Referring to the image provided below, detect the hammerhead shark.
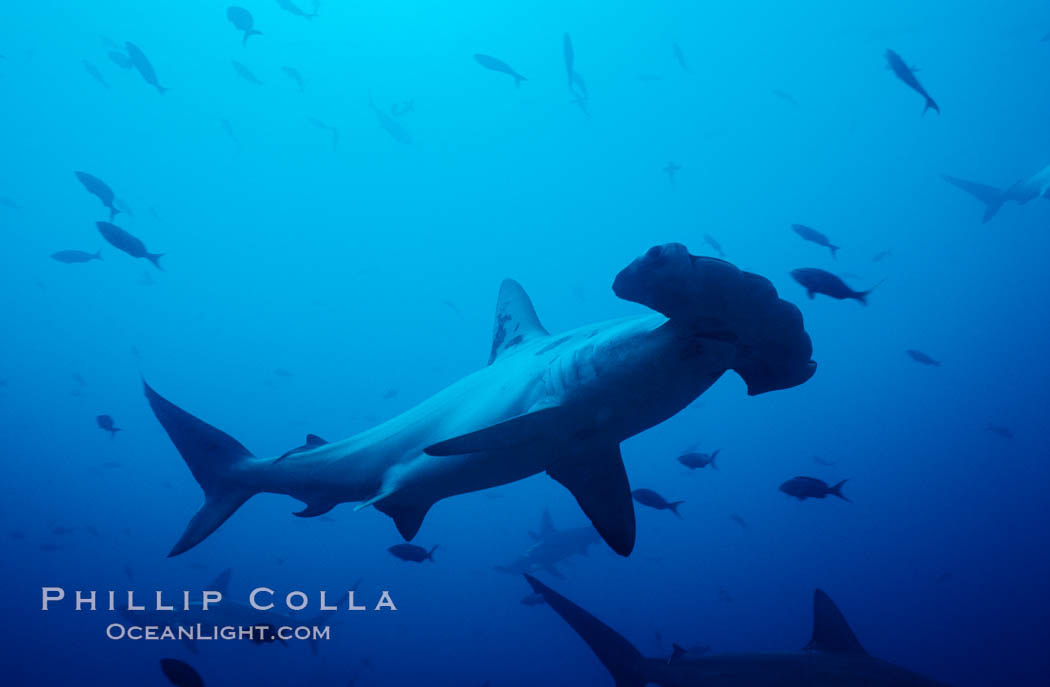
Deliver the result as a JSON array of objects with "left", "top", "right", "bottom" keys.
[
  {"left": 942, "top": 161, "right": 1050, "bottom": 223},
  {"left": 145, "top": 243, "right": 815, "bottom": 557},
  {"left": 525, "top": 575, "right": 950, "bottom": 686},
  {"left": 494, "top": 510, "right": 600, "bottom": 578}
]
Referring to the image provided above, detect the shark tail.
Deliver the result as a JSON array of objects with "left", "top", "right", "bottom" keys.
[
  {"left": 828, "top": 479, "right": 849, "bottom": 502},
  {"left": 146, "top": 253, "right": 165, "bottom": 271},
  {"left": 525, "top": 575, "right": 646, "bottom": 687},
  {"left": 922, "top": 96, "right": 939, "bottom": 116},
  {"left": 143, "top": 381, "right": 257, "bottom": 556}
]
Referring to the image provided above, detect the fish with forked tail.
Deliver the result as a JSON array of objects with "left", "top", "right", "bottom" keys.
[
  {"left": 226, "top": 6, "right": 262, "bottom": 45},
  {"left": 97, "top": 221, "right": 163, "bottom": 269},
  {"left": 474, "top": 53, "right": 527, "bottom": 87},
  {"left": 388, "top": 543, "right": 438, "bottom": 562},
  {"left": 75, "top": 171, "right": 120, "bottom": 219},
  {"left": 790, "top": 268, "right": 877, "bottom": 305},
  {"left": 125, "top": 41, "right": 168, "bottom": 94},
  {"left": 779, "top": 476, "right": 849, "bottom": 501},
  {"left": 632, "top": 488, "right": 684, "bottom": 518},
  {"left": 885, "top": 49, "right": 938, "bottom": 115},
  {"left": 791, "top": 224, "right": 840, "bottom": 258},
  {"left": 97, "top": 414, "right": 122, "bottom": 438}
]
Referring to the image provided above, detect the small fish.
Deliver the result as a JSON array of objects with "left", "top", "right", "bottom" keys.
[
  {"left": 790, "top": 268, "right": 876, "bottom": 305},
  {"left": 779, "top": 476, "right": 849, "bottom": 501},
  {"left": 662, "top": 161, "right": 681, "bottom": 185},
  {"left": 872, "top": 248, "right": 893, "bottom": 262},
  {"left": 125, "top": 41, "right": 169, "bottom": 94},
  {"left": 672, "top": 41, "right": 690, "bottom": 73},
  {"left": 51, "top": 250, "right": 103, "bottom": 264},
  {"left": 232, "top": 60, "right": 263, "bottom": 85},
  {"left": 369, "top": 102, "right": 412, "bottom": 144},
  {"left": 282, "top": 66, "right": 304, "bottom": 91},
  {"left": 520, "top": 592, "right": 546, "bottom": 606},
  {"left": 986, "top": 425, "right": 1014, "bottom": 440},
  {"left": 772, "top": 89, "right": 797, "bottom": 105},
  {"left": 906, "top": 349, "right": 941, "bottom": 367},
  {"left": 474, "top": 53, "right": 526, "bottom": 87},
  {"left": 702, "top": 233, "right": 726, "bottom": 257},
  {"left": 729, "top": 514, "right": 748, "bottom": 529},
  {"left": 97, "top": 221, "right": 163, "bottom": 269},
  {"left": 791, "top": 224, "right": 840, "bottom": 258},
  {"left": 885, "top": 49, "right": 938, "bottom": 115},
  {"left": 562, "top": 33, "right": 574, "bottom": 90},
  {"left": 160, "top": 658, "right": 204, "bottom": 687},
  {"left": 812, "top": 455, "right": 837, "bottom": 467},
  {"left": 388, "top": 543, "right": 438, "bottom": 562},
  {"left": 107, "top": 50, "right": 132, "bottom": 70},
  {"left": 75, "top": 171, "right": 120, "bottom": 219},
  {"left": 307, "top": 118, "right": 339, "bottom": 150},
  {"left": 96, "top": 414, "right": 122, "bottom": 437},
  {"left": 72, "top": 373, "right": 87, "bottom": 386},
  {"left": 277, "top": 0, "right": 319, "bottom": 20},
  {"left": 226, "top": 6, "right": 262, "bottom": 44},
  {"left": 82, "top": 60, "right": 109, "bottom": 88},
  {"left": 631, "top": 488, "right": 684, "bottom": 518},
  {"left": 677, "top": 449, "right": 719, "bottom": 470}
]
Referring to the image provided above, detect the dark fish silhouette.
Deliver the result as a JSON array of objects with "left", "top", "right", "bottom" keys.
[
  {"left": 906, "top": 349, "right": 941, "bottom": 367},
  {"left": 232, "top": 60, "right": 263, "bottom": 84},
  {"left": 75, "top": 171, "right": 120, "bottom": 219},
  {"left": 772, "top": 89, "right": 797, "bottom": 105},
  {"left": 51, "top": 249, "right": 102, "bottom": 264},
  {"left": 872, "top": 248, "right": 893, "bottom": 262},
  {"left": 779, "top": 476, "right": 849, "bottom": 501},
  {"left": 159, "top": 658, "right": 204, "bottom": 687},
  {"left": 791, "top": 224, "right": 840, "bottom": 258},
  {"left": 107, "top": 50, "right": 132, "bottom": 69},
  {"left": 562, "top": 33, "right": 574, "bottom": 90},
  {"left": 226, "top": 6, "right": 262, "bottom": 45},
  {"left": 729, "top": 513, "right": 748, "bottom": 529},
  {"left": 941, "top": 174, "right": 1007, "bottom": 223},
  {"left": 672, "top": 41, "right": 690, "bottom": 72},
  {"left": 96, "top": 221, "right": 163, "bottom": 269},
  {"left": 474, "top": 53, "right": 526, "bottom": 87},
  {"left": 276, "top": 0, "right": 319, "bottom": 19},
  {"left": 678, "top": 449, "right": 719, "bottom": 470},
  {"left": 885, "top": 49, "right": 938, "bottom": 115},
  {"left": 986, "top": 425, "right": 1013, "bottom": 440},
  {"left": 790, "top": 268, "right": 876, "bottom": 304},
  {"left": 125, "top": 41, "right": 168, "bottom": 94},
  {"left": 388, "top": 543, "right": 438, "bottom": 562},
  {"left": 663, "top": 162, "right": 681, "bottom": 185},
  {"left": 96, "top": 414, "right": 122, "bottom": 437},
  {"left": 369, "top": 102, "right": 412, "bottom": 144},
  {"left": 632, "top": 488, "right": 684, "bottom": 518},
  {"left": 282, "top": 66, "right": 304, "bottom": 91},
  {"left": 82, "top": 60, "right": 109, "bottom": 88},
  {"left": 702, "top": 233, "right": 725, "bottom": 257}
]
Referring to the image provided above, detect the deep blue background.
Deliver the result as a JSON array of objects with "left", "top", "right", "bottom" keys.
[{"left": 1, "top": 1, "right": 1048, "bottom": 685}]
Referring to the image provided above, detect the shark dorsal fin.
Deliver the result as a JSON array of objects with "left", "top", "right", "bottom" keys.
[
  {"left": 305, "top": 434, "right": 327, "bottom": 447},
  {"left": 488, "top": 279, "right": 548, "bottom": 364},
  {"left": 540, "top": 509, "right": 557, "bottom": 537},
  {"left": 805, "top": 589, "right": 867, "bottom": 655}
]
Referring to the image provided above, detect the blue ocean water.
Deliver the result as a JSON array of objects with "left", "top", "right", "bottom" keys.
[{"left": 1, "top": 1, "right": 1048, "bottom": 685}]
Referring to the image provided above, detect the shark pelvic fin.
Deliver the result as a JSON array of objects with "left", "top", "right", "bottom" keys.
[
  {"left": 547, "top": 445, "right": 636, "bottom": 556},
  {"left": 805, "top": 589, "right": 867, "bottom": 655},
  {"left": 293, "top": 501, "right": 338, "bottom": 518},
  {"left": 374, "top": 499, "right": 434, "bottom": 540},
  {"left": 423, "top": 406, "right": 567, "bottom": 456},
  {"left": 525, "top": 575, "right": 646, "bottom": 687},
  {"left": 488, "top": 279, "right": 549, "bottom": 364}
]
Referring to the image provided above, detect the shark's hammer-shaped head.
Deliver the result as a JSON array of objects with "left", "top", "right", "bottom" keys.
[{"left": 613, "top": 243, "right": 816, "bottom": 395}]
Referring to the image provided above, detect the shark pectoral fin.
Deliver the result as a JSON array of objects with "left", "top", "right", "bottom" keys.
[
  {"left": 805, "top": 589, "right": 867, "bottom": 655},
  {"left": 423, "top": 406, "right": 568, "bottom": 456},
  {"left": 547, "top": 445, "right": 635, "bottom": 557},
  {"left": 488, "top": 279, "right": 550, "bottom": 364},
  {"left": 374, "top": 499, "right": 434, "bottom": 540},
  {"left": 292, "top": 501, "right": 338, "bottom": 518}
]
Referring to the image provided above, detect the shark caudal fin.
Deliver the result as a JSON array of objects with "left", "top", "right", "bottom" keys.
[
  {"left": 143, "top": 382, "right": 256, "bottom": 556},
  {"left": 525, "top": 575, "right": 646, "bottom": 687},
  {"left": 941, "top": 174, "right": 1007, "bottom": 223},
  {"left": 613, "top": 243, "right": 816, "bottom": 395}
]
